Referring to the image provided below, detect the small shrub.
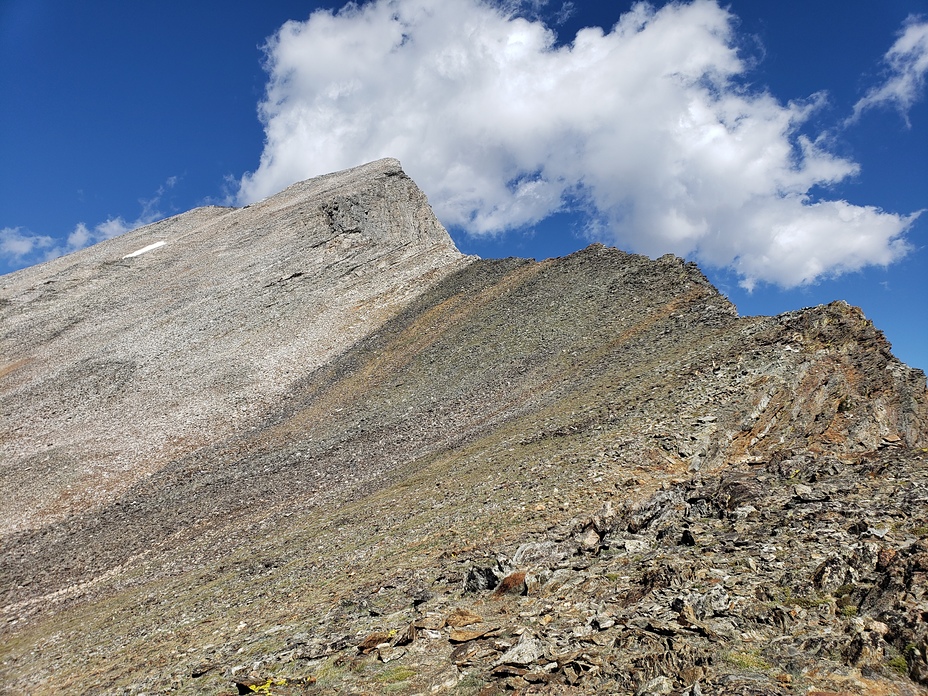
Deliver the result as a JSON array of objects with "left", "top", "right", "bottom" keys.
[
  {"left": 834, "top": 583, "right": 855, "bottom": 597},
  {"left": 723, "top": 651, "right": 771, "bottom": 671},
  {"left": 376, "top": 665, "right": 416, "bottom": 683},
  {"left": 888, "top": 654, "right": 909, "bottom": 676}
]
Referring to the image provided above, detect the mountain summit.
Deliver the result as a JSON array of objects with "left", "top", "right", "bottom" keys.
[{"left": 1, "top": 161, "right": 927, "bottom": 695}]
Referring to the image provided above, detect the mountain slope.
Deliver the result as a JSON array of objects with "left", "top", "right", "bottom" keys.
[
  {"left": 0, "top": 158, "right": 469, "bottom": 536},
  {"left": 1, "top": 161, "right": 926, "bottom": 695}
]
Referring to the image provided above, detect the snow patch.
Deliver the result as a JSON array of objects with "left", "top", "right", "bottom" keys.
[{"left": 123, "top": 240, "right": 166, "bottom": 259}]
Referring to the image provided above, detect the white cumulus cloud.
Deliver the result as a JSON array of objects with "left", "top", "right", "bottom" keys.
[{"left": 238, "top": 0, "right": 920, "bottom": 288}]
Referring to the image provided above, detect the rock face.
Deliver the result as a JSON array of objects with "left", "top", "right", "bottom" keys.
[{"left": 1, "top": 160, "right": 926, "bottom": 695}]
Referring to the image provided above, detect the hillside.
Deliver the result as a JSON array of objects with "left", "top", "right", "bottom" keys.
[{"left": 1, "top": 160, "right": 927, "bottom": 695}]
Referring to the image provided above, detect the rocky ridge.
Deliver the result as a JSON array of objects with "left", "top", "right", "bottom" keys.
[{"left": 0, "top": 160, "right": 926, "bottom": 695}]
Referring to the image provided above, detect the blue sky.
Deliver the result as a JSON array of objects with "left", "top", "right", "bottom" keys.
[{"left": 1, "top": 0, "right": 926, "bottom": 369}]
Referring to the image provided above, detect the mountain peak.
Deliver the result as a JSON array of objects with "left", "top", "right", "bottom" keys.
[
  {"left": 0, "top": 159, "right": 471, "bottom": 535},
  {"left": 249, "top": 157, "right": 455, "bottom": 251}
]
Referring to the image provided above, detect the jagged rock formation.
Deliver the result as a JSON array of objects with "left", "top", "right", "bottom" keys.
[{"left": 1, "top": 160, "right": 926, "bottom": 695}]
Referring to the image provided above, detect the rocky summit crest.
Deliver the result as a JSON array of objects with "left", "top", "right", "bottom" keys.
[{"left": 1, "top": 161, "right": 927, "bottom": 695}]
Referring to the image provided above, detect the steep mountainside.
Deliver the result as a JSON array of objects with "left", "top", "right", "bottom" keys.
[
  {"left": 0, "top": 158, "right": 468, "bottom": 536},
  {"left": 1, "top": 161, "right": 926, "bottom": 695}
]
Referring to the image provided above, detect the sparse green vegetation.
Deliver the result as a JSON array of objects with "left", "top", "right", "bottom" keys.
[
  {"left": 312, "top": 657, "right": 352, "bottom": 686},
  {"left": 376, "top": 665, "right": 416, "bottom": 683},
  {"left": 888, "top": 654, "right": 909, "bottom": 676},
  {"left": 834, "top": 583, "right": 856, "bottom": 597},
  {"left": 723, "top": 650, "right": 772, "bottom": 671}
]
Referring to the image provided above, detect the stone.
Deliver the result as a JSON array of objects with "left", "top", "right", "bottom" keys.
[
  {"left": 377, "top": 646, "right": 405, "bottom": 662},
  {"left": 845, "top": 628, "right": 886, "bottom": 668},
  {"left": 449, "top": 641, "right": 480, "bottom": 665},
  {"left": 541, "top": 568, "right": 573, "bottom": 595},
  {"left": 445, "top": 608, "right": 483, "bottom": 628},
  {"left": 578, "top": 526, "right": 601, "bottom": 550},
  {"left": 357, "top": 632, "right": 391, "bottom": 654},
  {"left": 793, "top": 484, "right": 828, "bottom": 502},
  {"left": 512, "top": 541, "right": 566, "bottom": 568},
  {"left": 391, "top": 623, "right": 417, "bottom": 647},
  {"left": 881, "top": 434, "right": 903, "bottom": 447},
  {"left": 636, "top": 675, "right": 674, "bottom": 694},
  {"left": 491, "top": 664, "right": 527, "bottom": 678},
  {"left": 496, "top": 634, "right": 545, "bottom": 666},
  {"left": 524, "top": 569, "right": 549, "bottom": 595},
  {"left": 492, "top": 571, "right": 527, "bottom": 597},
  {"left": 812, "top": 556, "right": 855, "bottom": 593},
  {"left": 415, "top": 614, "right": 446, "bottom": 630},
  {"left": 449, "top": 627, "right": 496, "bottom": 643},
  {"left": 877, "top": 546, "right": 897, "bottom": 571},
  {"left": 523, "top": 671, "right": 556, "bottom": 684},
  {"left": 464, "top": 567, "right": 501, "bottom": 593}
]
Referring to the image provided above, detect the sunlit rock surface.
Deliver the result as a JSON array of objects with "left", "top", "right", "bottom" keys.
[
  {"left": 1, "top": 160, "right": 926, "bottom": 695},
  {"left": 0, "top": 158, "right": 469, "bottom": 535}
]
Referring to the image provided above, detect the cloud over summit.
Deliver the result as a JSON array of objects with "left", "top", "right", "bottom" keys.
[{"left": 238, "top": 0, "right": 919, "bottom": 288}]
